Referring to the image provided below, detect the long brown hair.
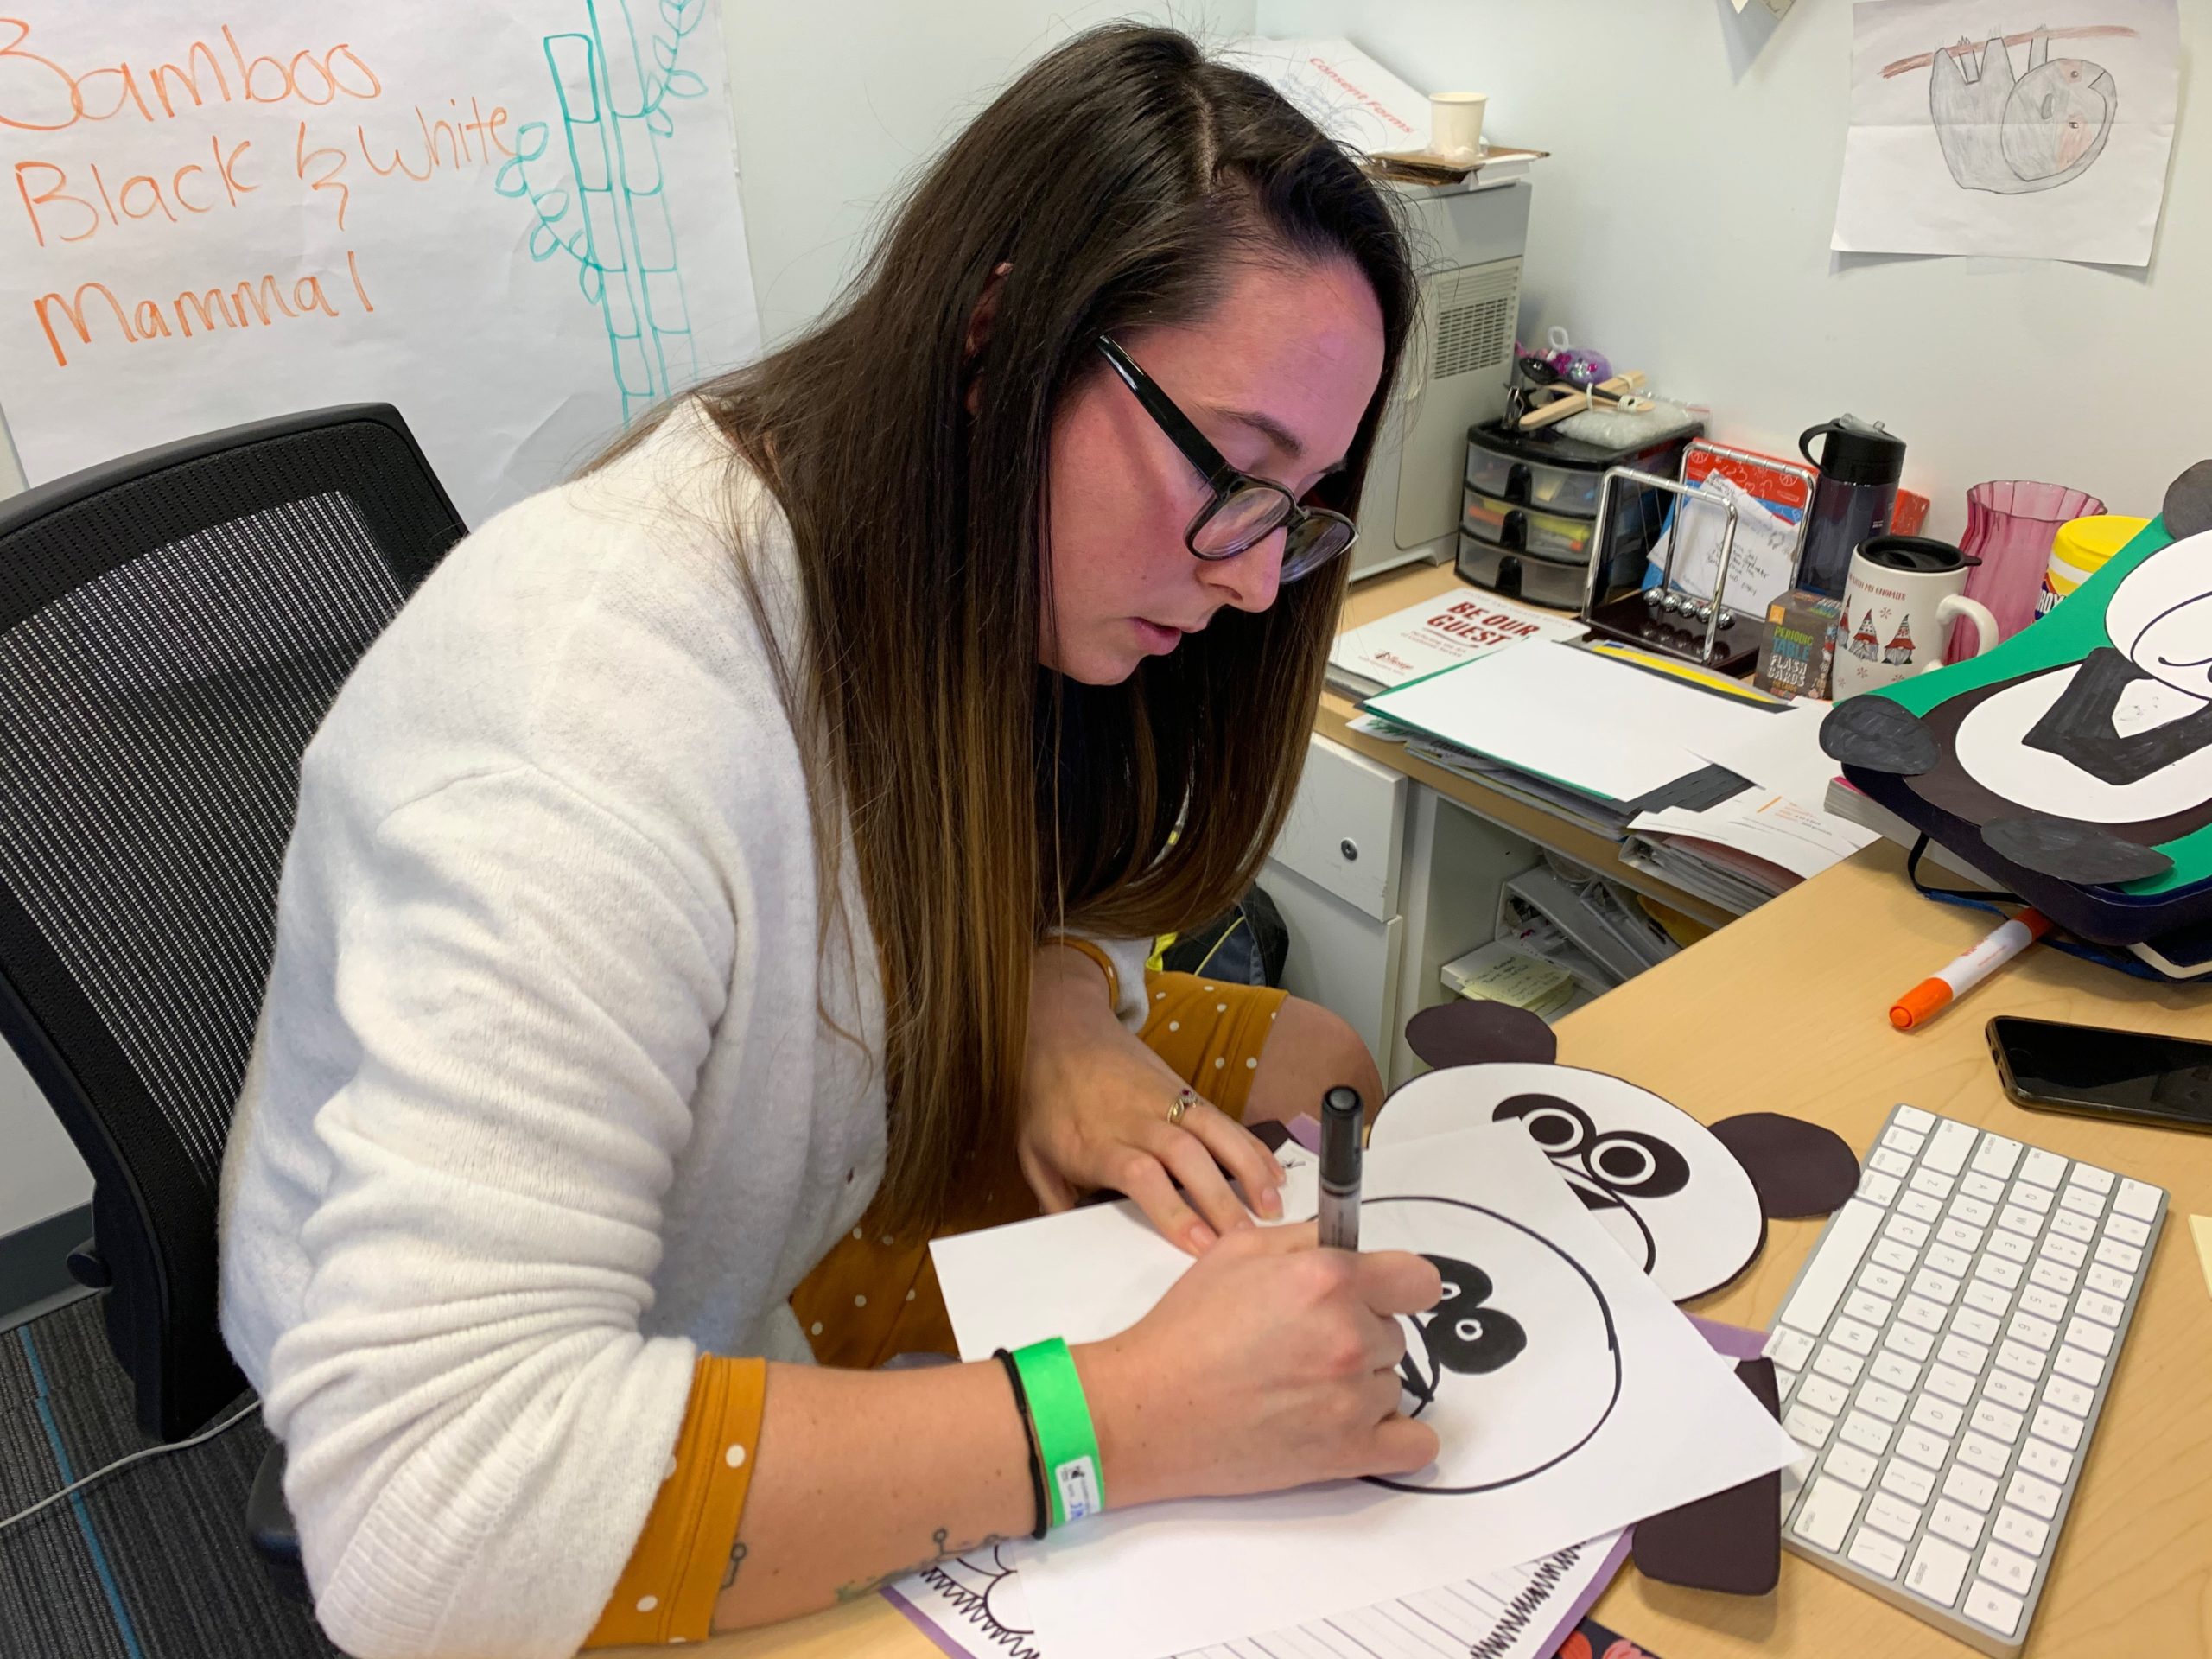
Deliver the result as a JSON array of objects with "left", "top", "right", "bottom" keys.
[{"left": 650, "top": 26, "right": 1411, "bottom": 1227}]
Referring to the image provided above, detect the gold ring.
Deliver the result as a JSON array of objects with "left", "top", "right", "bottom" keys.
[{"left": 1166, "top": 1086, "right": 1200, "bottom": 1127}]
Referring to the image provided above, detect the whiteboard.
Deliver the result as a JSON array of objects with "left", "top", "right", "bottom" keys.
[{"left": 0, "top": 3, "right": 760, "bottom": 524}]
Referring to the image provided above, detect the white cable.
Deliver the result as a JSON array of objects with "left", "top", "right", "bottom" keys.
[{"left": 0, "top": 1396, "right": 262, "bottom": 1536}]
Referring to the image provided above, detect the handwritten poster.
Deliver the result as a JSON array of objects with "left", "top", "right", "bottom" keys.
[
  {"left": 0, "top": 4, "right": 760, "bottom": 524},
  {"left": 1832, "top": 0, "right": 2180, "bottom": 265}
]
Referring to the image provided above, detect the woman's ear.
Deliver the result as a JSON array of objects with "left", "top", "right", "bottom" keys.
[
  {"left": 1404, "top": 1001, "right": 1559, "bottom": 1070},
  {"left": 963, "top": 262, "right": 1014, "bottom": 416}
]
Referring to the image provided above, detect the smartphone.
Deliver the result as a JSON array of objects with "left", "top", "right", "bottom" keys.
[{"left": 1987, "top": 1016, "right": 2212, "bottom": 1132}]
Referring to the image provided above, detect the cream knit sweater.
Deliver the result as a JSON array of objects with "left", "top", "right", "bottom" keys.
[{"left": 218, "top": 402, "right": 1149, "bottom": 1658}]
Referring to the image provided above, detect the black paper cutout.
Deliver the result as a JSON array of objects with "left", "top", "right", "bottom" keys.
[
  {"left": 1820, "top": 693, "right": 1942, "bottom": 776},
  {"left": 2164, "top": 459, "right": 2212, "bottom": 539},
  {"left": 1983, "top": 814, "right": 2175, "bottom": 883},
  {"left": 1405, "top": 1001, "right": 1559, "bottom": 1070},
  {"left": 2021, "top": 646, "right": 2212, "bottom": 785},
  {"left": 1631, "top": 1357, "right": 1782, "bottom": 1596},
  {"left": 1397, "top": 1255, "right": 1528, "bottom": 1401},
  {"left": 1709, "top": 1113, "right": 1860, "bottom": 1218}
]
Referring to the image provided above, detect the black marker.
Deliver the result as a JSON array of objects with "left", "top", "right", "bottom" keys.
[{"left": 1319, "top": 1086, "right": 1363, "bottom": 1251}]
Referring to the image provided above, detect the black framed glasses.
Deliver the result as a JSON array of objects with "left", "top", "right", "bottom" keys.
[{"left": 1096, "top": 335, "right": 1357, "bottom": 582}]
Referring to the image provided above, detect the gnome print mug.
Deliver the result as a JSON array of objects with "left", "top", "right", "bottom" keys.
[{"left": 1833, "top": 536, "right": 1999, "bottom": 699}]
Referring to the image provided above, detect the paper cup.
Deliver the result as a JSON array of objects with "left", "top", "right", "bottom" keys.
[{"left": 1430, "top": 92, "right": 1489, "bottom": 163}]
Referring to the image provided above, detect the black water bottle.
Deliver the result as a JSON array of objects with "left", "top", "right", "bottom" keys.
[{"left": 1795, "top": 416, "right": 1906, "bottom": 597}]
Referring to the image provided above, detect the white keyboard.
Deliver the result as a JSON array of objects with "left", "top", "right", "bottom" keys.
[{"left": 1765, "top": 1105, "right": 2165, "bottom": 1657}]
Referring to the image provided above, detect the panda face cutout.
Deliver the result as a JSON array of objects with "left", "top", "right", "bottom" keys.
[
  {"left": 1363, "top": 1196, "right": 1620, "bottom": 1495},
  {"left": 1374, "top": 1063, "right": 1765, "bottom": 1302}
]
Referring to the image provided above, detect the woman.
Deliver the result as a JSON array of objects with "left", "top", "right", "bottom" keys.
[{"left": 219, "top": 25, "right": 1440, "bottom": 1657}]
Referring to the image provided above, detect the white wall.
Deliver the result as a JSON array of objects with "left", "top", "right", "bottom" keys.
[
  {"left": 721, "top": 0, "right": 1257, "bottom": 346},
  {"left": 1260, "top": 0, "right": 2203, "bottom": 541},
  {"left": 0, "top": 1052, "right": 92, "bottom": 1234}
]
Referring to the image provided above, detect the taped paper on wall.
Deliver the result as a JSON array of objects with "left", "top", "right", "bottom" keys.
[
  {"left": 0, "top": 4, "right": 760, "bottom": 523},
  {"left": 1833, "top": 0, "right": 2181, "bottom": 265}
]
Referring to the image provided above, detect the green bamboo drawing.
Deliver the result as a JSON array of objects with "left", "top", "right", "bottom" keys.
[{"left": 495, "top": 0, "right": 709, "bottom": 421}]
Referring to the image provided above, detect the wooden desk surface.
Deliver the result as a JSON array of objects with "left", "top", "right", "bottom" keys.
[
  {"left": 666, "top": 842, "right": 2212, "bottom": 1659},
  {"left": 1319, "top": 563, "right": 1739, "bottom": 931}
]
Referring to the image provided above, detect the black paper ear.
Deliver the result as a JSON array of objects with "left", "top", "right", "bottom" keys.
[
  {"left": 1821, "top": 695, "right": 1940, "bottom": 777},
  {"left": 1709, "top": 1113, "right": 1860, "bottom": 1218},
  {"left": 1405, "top": 1001, "right": 1559, "bottom": 1070},
  {"left": 2163, "top": 459, "right": 2212, "bottom": 539},
  {"left": 1632, "top": 1356, "right": 1781, "bottom": 1595}
]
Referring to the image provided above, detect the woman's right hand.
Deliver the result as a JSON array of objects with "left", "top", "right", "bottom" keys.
[{"left": 1076, "top": 1221, "right": 1443, "bottom": 1509}]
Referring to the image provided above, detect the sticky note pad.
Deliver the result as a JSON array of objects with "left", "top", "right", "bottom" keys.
[{"left": 2192, "top": 1215, "right": 2212, "bottom": 1303}]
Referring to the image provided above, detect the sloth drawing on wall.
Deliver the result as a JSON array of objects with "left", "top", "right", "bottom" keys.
[{"left": 1883, "top": 25, "right": 2132, "bottom": 194}]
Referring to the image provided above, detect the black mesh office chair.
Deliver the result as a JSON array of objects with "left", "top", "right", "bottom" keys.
[{"left": 0, "top": 405, "right": 465, "bottom": 1595}]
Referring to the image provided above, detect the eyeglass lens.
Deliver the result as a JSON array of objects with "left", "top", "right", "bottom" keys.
[{"left": 1192, "top": 483, "right": 1292, "bottom": 556}]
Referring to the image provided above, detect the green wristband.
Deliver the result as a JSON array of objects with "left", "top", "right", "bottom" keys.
[{"left": 1009, "top": 1337, "right": 1104, "bottom": 1526}]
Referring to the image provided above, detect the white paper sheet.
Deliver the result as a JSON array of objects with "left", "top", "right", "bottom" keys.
[
  {"left": 1683, "top": 700, "right": 1845, "bottom": 806},
  {"left": 0, "top": 4, "right": 760, "bottom": 523},
  {"left": 1644, "top": 474, "right": 1803, "bottom": 617},
  {"left": 929, "top": 1126, "right": 1800, "bottom": 1659},
  {"left": 1217, "top": 38, "right": 1430, "bottom": 158},
  {"left": 1363, "top": 644, "right": 1796, "bottom": 806},
  {"left": 1833, "top": 0, "right": 2181, "bottom": 265},
  {"left": 1330, "top": 592, "right": 1587, "bottom": 694},
  {"left": 889, "top": 1531, "right": 1625, "bottom": 1659}
]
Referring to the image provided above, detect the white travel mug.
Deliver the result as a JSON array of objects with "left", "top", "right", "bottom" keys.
[
  {"left": 1430, "top": 92, "right": 1489, "bottom": 163},
  {"left": 1833, "top": 535, "right": 1999, "bottom": 699}
]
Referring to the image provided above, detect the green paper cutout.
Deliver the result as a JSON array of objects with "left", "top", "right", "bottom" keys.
[{"left": 1864, "top": 513, "right": 2212, "bottom": 895}]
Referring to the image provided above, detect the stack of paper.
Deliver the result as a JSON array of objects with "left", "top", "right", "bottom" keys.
[
  {"left": 1615, "top": 698, "right": 1882, "bottom": 912},
  {"left": 888, "top": 1530, "right": 1628, "bottom": 1659},
  {"left": 1359, "top": 643, "right": 1793, "bottom": 834},
  {"left": 1327, "top": 592, "right": 1587, "bottom": 701},
  {"left": 1498, "top": 860, "right": 1680, "bottom": 994},
  {"left": 925, "top": 1126, "right": 1800, "bottom": 1659},
  {"left": 1440, "top": 938, "right": 1579, "bottom": 1018},
  {"left": 1625, "top": 791, "right": 1880, "bottom": 914},
  {"left": 1357, "top": 641, "right": 1881, "bottom": 909}
]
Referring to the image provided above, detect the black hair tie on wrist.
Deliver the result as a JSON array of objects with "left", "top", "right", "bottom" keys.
[{"left": 994, "top": 1346, "right": 1050, "bottom": 1541}]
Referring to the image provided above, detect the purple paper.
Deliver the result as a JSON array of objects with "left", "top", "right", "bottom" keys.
[
  {"left": 1527, "top": 1530, "right": 1638, "bottom": 1659},
  {"left": 1285, "top": 1112, "right": 1323, "bottom": 1153},
  {"left": 1687, "top": 1312, "right": 1770, "bottom": 1362},
  {"left": 881, "top": 1583, "right": 1011, "bottom": 1659}
]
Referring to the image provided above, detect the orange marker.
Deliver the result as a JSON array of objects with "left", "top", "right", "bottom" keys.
[{"left": 1890, "top": 910, "right": 2052, "bottom": 1030}]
